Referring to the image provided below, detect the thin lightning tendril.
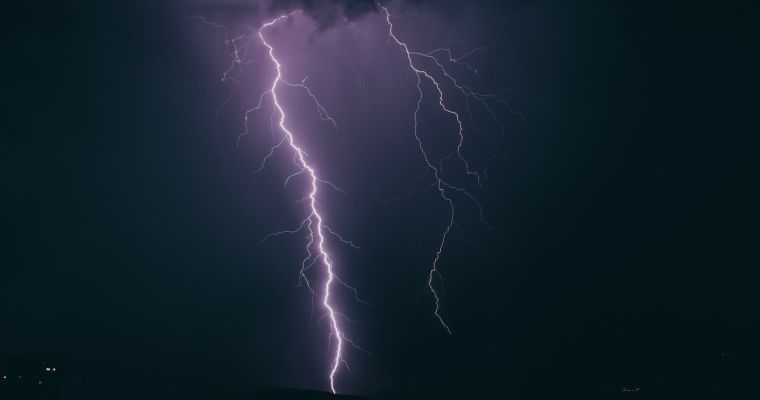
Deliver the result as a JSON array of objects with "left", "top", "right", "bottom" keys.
[
  {"left": 382, "top": 5, "right": 456, "bottom": 334},
  {"left": 282, "top": 77, "right": 338, "bottom": 130},
  {"left": 423, "top": 43, "right": 491, "bottom": 74},
  {"left": 382, "top": 6, "right": 508, "bottom": 333}
]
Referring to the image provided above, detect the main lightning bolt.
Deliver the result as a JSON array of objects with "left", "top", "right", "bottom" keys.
[
  {"left": 176, "top": 9, "right": 365, "bottom": 393},
  {"left": 257, "top": 12, "right": 346, "bottom": 394}
]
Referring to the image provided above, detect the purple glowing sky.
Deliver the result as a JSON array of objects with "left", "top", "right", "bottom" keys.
[{"left": 175, "top": 1, "right": 513, "bottom": 393}]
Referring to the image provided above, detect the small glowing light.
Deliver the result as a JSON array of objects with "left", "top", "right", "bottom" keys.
[
  {"left": 52, "top": 367, "right": 56, "bottom": 372},
  {"left": 37, "top": 380, "right": 43, "bottom": 385},
  {"left": 45, "top": 367, "right": 51, "bottom": 371},
  {"left": 2, "top": 375, "right": 6, "bottom": 379}
]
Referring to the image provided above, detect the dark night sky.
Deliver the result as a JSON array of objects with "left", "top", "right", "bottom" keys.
[{"left": 2, "top": 0, "right": 759, "bottom": 399}]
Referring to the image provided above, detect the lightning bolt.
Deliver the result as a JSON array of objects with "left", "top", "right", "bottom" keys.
[
  {"left": 177, "top": 9, "right": 358, "bottom": 393},
  {"left": 254, "top": 12, "right": 349, "bottom": 394},
  {"left": 381, "top": 6, "right": 508, "bottom": 333},
  {"left": 177, "top": 3, "right": 513, "bottom": 393}
]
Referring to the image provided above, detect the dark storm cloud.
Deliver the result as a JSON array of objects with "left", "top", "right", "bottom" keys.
[
  {"left": 265, "top": 0, "right": 535, "bottom": 29},
  {"left": 177, "top": 0, "right": 387, "bottom": 29},
  {"left": 175, "top": 0, "right": 534, "bottom": 31},
  {"left": 269, "top": 0, "right": 380, "bottom": 29}
]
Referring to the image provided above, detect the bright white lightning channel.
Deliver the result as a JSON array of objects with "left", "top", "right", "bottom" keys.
[
  {"left": 256, "top": 12, "right": 349, "bottom": 394},
  {"left": 177, "top": 9, "right": 365, "bottom": 394}
]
